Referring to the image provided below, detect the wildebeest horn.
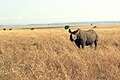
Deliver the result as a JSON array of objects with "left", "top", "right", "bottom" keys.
[
  {"left": 73, "top": 29, "right": 79, "bottom": 34},
  {"left": 69, "top": 29, "right": 79, "bottom": 34},
  {"left": 69, "top": 29, "right": 72, "bottom": 33}
]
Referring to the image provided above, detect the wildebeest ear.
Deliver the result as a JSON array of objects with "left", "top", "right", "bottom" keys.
[{"left": 69, "top": 29, "right": 72, "bottom": 33}]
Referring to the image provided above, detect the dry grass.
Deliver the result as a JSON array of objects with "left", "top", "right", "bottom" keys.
[{"left": 0, "top": 27, "right": 120, "bottom": 80}]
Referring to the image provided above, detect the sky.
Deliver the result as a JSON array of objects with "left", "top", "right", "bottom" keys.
[{"left": 0, "top": 0, "right": 120, "bottom": 25}]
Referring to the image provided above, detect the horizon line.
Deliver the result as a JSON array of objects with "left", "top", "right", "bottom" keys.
[{"left": 0, "top": 21, "right": 120, "bottom": 26}]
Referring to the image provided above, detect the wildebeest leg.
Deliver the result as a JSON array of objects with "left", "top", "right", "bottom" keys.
[
  {"left": 90, "top": 44, "right": 93, "bottom": 48},
  {"left": 75, "top": 41, "right": 80, "bottom": 48},
  {"left": 74, "top": 40, "right": 81, "bottom": 48},
  {"left": 76, "top": 44, "right": 80, "bottom": 48},
  {"left": 94, "top": 41, "right": 97, "bottom": 49},
  {"left": 82, "top": 43, "right": 85, "bottom": 49}
]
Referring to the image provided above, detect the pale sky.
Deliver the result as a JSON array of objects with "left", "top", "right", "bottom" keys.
[{"left": 0, "top": 0, "right": 120, "bottom": 25}]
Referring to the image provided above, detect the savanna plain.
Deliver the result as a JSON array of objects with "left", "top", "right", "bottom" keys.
[{"left": 0, "top": 24, "right": 120, "bottom": 80}]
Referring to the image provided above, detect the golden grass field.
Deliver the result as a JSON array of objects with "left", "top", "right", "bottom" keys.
[{"left": 0, "top": 24, "right": 120, "bottom": 80}]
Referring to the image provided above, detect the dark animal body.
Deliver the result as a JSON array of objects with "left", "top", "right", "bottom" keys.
[{"left": 69, "top": 29, "right": 98, "bottom": 49}]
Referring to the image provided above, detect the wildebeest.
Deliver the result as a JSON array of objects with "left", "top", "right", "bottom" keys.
[{"left": 69, "top": 29, "right": 98, "bottom": 49}]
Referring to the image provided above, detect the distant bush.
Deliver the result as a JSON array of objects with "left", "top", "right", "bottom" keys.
[
  {"left": 31, "top": 28, "right": 34, "bottom": 30},
  {"left": 9, "top": 28, "right": 12, "bottom": 30},
  {"left": 93, "top": 26, "right": 97, "bottom": 28},
  {"left": 3, "top": 28, "right": 6, "bottom": 31},
  {"left": 64, "top": 25, "right": 70, "bottom": 29}
]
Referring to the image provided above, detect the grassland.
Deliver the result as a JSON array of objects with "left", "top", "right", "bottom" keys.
[{"left": 0, "top": 25, "right": 120, "bottom": 80}]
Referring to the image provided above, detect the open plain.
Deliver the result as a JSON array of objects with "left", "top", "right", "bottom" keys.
[{"left": 0, "top": 24, "right": 120, "bottom": 80}]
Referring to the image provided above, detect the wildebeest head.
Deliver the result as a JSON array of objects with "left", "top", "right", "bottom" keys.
[{"left": 69, "top": 29, "right": 80, "bottom": 42}]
